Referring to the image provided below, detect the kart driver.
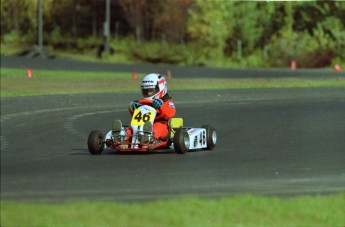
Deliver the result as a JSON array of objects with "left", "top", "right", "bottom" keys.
[{"left": 113, "top": 73, "right": 176, "bottom": 143}]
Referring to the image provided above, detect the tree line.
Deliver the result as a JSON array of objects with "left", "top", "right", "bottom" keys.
[{"left": 1, "top": 0, "right": 344, "bottom": 67}]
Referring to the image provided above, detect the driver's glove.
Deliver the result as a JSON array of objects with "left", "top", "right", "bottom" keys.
[
  {"left": 130, "top": 101, "right": 142, "bottom": 111},
  {"left": 152, "top": 99, "right": 163, "bottom": 109}
]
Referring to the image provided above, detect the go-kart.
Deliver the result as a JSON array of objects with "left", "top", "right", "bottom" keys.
[{"left": 87, "top": 100, "right": 217, "bottom": 154}]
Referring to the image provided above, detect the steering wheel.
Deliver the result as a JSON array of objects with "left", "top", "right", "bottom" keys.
[{"left": 138, "top": 99, "right": 162, "bottom": 115}]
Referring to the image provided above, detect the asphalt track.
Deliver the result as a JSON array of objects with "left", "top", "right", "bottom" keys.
[{"left": 1, "top": 56, "right": 345, "bottom": 202}]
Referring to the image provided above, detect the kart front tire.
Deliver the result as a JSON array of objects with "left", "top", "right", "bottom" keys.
[
  {"left": 173, "top": 128, "right": 190, "bottom": 154},
  {"left": 88, "top": 130, "right": 104, "bottom": 155},
  {"left": 202, "top": 125, "right": 217, "bottom": 150}
]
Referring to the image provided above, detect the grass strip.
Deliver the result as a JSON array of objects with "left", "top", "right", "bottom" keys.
[
  {"left": 1, "top": 68, "right": 345, "bottom": 97},
  {"left": 1, "top": 193, "right": 344, "bottom": 226}
]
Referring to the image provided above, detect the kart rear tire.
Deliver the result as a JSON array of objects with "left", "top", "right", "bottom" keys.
[
  {"left": 88, "top": 130, "right": 104, "bottom": 155},
  {"left": 202, "top": 125, "right": 217, "bottom": 150},
  {"left": 173, "top": 128, "right": 190, "bottom": 154}
]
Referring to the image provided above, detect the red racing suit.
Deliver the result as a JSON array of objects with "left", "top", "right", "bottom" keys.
[{"left": 129, "top": 94, "right": 176, "bottom": 140}]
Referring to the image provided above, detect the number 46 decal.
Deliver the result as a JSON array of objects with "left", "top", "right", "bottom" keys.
[
  {"left": 134, "top": 112, "right": 151, "bottom": 122},
  {"left": 131, "top": 109, "right": 154, "bottom": 126}
]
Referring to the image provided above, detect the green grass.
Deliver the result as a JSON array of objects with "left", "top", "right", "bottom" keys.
[
  {"left": 1, "top": 193, "right": 344, "bottom": 226},
  {"left": 1, "top": 68, "right": 345, "bottom": 97}
]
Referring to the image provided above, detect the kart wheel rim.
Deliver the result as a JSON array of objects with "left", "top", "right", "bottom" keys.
[
  {"left": 184, "top": 134, "right": 190, "bottom": 149},
  {"left": 212, "top": 131, "right": 217, "bottom": 144}
]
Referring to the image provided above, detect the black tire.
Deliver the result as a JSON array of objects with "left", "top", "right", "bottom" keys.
[
  {"left": 173, "top": 128, "right": 190, "bottom": 154},
  {"left": 202, "top": 125, "right": 217, "bottom": 150},
  {"left": 88, "top": 130, "right": 104, "bottom": 155}
]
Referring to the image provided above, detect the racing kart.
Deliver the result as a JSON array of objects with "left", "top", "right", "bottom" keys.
[{"left": 87, "top": 100, "right": 217, "bottom": 154}]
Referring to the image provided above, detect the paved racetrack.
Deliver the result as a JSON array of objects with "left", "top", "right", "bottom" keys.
[{"left": 1, "top": 56, "right": 345, "bottom": 202}]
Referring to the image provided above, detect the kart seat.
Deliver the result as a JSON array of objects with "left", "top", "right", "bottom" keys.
[
  {"left": 169, "top": 118, "right": 183, "bottom": 138},
  {"left": 159, "top": 118, "right": 183, "bottom": 141}
]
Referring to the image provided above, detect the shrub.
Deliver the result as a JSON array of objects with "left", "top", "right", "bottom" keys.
[
  {"left": 130, "top": 41, "right": 188, "bottom": 65},
  {"left": 267, "top": 27, "right": 337, "bottom": 68}
]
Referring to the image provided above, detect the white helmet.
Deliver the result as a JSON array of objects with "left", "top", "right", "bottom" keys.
[{"left": 141, "top": 73, "right": 167, "bottom": 100}]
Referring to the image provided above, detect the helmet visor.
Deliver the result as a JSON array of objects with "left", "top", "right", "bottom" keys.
[{"left": 142, "top": 87, "right": 159, "bottom": 98}]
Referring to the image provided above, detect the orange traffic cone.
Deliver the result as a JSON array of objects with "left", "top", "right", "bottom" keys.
[
  {"left": 290, "top": 60, "right": 296, "bottom": 70},
  {"left": 167, "top": 70, "right": 172, "bottom": 79},
  {"left": 27, "top": 69, "right": 32, "bottom": 78},
  {"left": 132, "top": 72, "right": 138, "bottom": 80},
  {"left": 334, "top": 64, "right": 341, "bottom": 71}
]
